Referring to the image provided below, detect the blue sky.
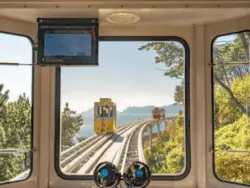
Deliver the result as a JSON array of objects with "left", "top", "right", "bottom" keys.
[
  {"left": 214, "top": 34, "right": 236, "bottom": 43},
  {"left": 61, "top": 41, "right": 182, "bottom": 112},
  {"left": 0, "top": 33, "right": 32, "bottom": 102},
  {"left": 1, "top": 32, "right": 234, "bottom": 112}
]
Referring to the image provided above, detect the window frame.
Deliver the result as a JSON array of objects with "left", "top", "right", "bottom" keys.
[
  {"left": 54, "top": 36, "right": 191, "bottom": 181},
  {"left": 211, "top": 29, "right": 250, "bottom": 187},
  {"left": 0, "top": 30, "right": 35, "bottom": 185}
]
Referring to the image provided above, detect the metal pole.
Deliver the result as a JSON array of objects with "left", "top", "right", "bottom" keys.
[
  {"left": 149, "top": 126, "right": 152, "bottom": 152},
  {"left": 0, "top": 149, "right": 30, "bottom": 156},
  {"left": 157, "top": 123, "right": 161, "bottom": 137}
]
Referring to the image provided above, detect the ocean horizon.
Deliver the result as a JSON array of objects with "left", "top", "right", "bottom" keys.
[{"left": 76, "top": 112, "right": 178, "bottom": 139}]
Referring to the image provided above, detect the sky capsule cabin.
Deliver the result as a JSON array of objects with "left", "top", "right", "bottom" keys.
[
  {"left": 94, "top": 98, "right": 116, "bottom": 133},
  {"left": 0, "top": 1, "right": 250, "bottom": 188},
  {"left": 152, "top": 107, "right": 161, "bottom": 120}
]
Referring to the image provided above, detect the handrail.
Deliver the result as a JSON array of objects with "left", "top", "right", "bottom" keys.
[{"left": 0, "top": 149, "right": 31, "bottom": 156}]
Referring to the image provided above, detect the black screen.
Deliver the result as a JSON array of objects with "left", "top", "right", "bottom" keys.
[
  {"left": 37, "top": 18, "right": 98, "bottom": 65},
  {"left": 44, "top": 33, "right": 92, "bottom": 57}
]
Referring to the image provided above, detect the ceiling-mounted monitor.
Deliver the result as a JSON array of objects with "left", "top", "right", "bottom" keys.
[{"left": 37, "top": 18, "right": 98, "bottom": 66}]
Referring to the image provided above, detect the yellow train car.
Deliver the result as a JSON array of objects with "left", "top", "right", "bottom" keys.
[{"left": 94, "top": 98, "right": 116, "bottom": 134}]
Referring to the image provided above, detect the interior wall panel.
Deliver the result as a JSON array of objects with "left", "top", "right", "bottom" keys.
[{"left": 0, "top": 16, "right": 49, "bottom": 188}]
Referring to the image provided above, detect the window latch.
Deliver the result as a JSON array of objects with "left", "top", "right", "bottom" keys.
[{"left": 0, "top": 148, "right": 37, "bottom": 156}]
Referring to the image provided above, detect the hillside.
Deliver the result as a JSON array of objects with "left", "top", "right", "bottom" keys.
[{"left": 122, "top": 103, "right": 183, "bottom": 114}]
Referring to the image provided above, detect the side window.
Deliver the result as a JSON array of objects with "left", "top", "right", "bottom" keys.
[
  {"left": 0, "top": 33, "right": 33, "bottom": 184},
  {"left": 212, "top": 31, "right": 250, "bottom": 185}
]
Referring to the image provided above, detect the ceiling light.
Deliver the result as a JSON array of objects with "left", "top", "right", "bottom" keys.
[{"left": 105, "top": 12, "right": 140, "bottom": 24}]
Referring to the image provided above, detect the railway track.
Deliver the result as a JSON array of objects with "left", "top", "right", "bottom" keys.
[
  {"left": 87, "top": 120, "right": 151, "bottom": 175},
  {"left": 61, "top": 121, "right": 136, "bottom": 161},
  {"left": 119, "top": 120, "right": 152, "bottom": 174},
  {"left": 60, "top": 121, "right": 131, "bottom": 169},
  {"left": 61, "top": 120, "right": 148, "bottom": 173}
]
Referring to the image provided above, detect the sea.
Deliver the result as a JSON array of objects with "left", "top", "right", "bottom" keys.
[{"left": 76, "top": 113, "right": 178, "bottom": 139}]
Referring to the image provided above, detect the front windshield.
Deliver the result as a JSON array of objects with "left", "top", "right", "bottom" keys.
[
  {"left": 58, "top": 40, "right": 189, "bottom": 178},
  {"left": 98, "top": 106, "right": 114, "bottom": 117}
]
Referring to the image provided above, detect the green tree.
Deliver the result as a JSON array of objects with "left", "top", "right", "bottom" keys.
[
  {"left": 174, "top": 81, "right": 184, "bottom": 104},
  {"left": 212, "top": 37, "right": 250, "bottom": 184},
  {"left": 0, "top": 84, "right": 8, "bottom": 147},
  {"left": 139, "top": 42, "right": 185, "bottom": 104},
  {"left": 61, "top": 102, "right": 83, "bottom": 151},
  {"left": 215, "top": 74, "right": 250, "bottom": 126},
  {"left": 138, "top": 41, "right": 184, "bottom": 79},
  {"left": 3, "top": 94, "right": 31, "bottom": 148},
  {"left": 138, "top": 34, "right": 250, "bottom": 114},
  {"left": 0, "top": 92, "right": 31, "bottom": 182},
  {"left": 214, "top": 115, "right": 250, "bottom": 184},
  {"left": 0, "top": 83, "right": 85, "bottom": 182},
  {"left": 144, "top": 114, "right": 185, "bottom": 174},
  {"left": 213, "top": 34, "right": 249, "bottom": 114}
]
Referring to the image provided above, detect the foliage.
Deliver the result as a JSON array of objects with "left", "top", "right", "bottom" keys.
[
  {"left": 139, "top": 41, "right": 185, "bottom": 174},
  {"left": 214, "top": 115, "right": 250, "bottom": 184},
  {"left": 212, "top": 38, "right": 250, "bottom": 184},
  {"left": 144, "top": 114, "right": 185, "bottom": 174},
  {"left": 139, "top": 41, "right": 184, "bottom": 79},
  {"left": 139, "top": 34, "right": 250, "bottom": 114},
  {"left": 215, "top": 152, "right": 250, "bottom": 184},
  {"left": 174, "top": 81, "right": 184, "bottom": 104},
  {"left": 0, "top": 84, "right": 84, "bottom": 182},
  {"left": 215, "top": 74, "right": 250, "bottom": 127},
  {"left": 215, "top": 115, "right": 250, "bottom": 151},
  {"left": 0, "top": 84, "right": 8, "bottom": 147},
  {"left": 213, "top": 34, "right": 249, "bottom": 114},
  {"left": 4, "top": 94, "right": 31, "bottom": 148},
  {"left": 139, "top": 42, "right": 185, "bottom": 104},
  {"left": 0, "top": 86, "right": 31, "bottom": 182},
  {"left": 61, "top": 102, "right": 83, "bottom": 151}
]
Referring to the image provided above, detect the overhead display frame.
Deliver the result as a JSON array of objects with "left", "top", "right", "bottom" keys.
[{"left": 37, "top": 18, "right": 99, "bottom": 66}]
